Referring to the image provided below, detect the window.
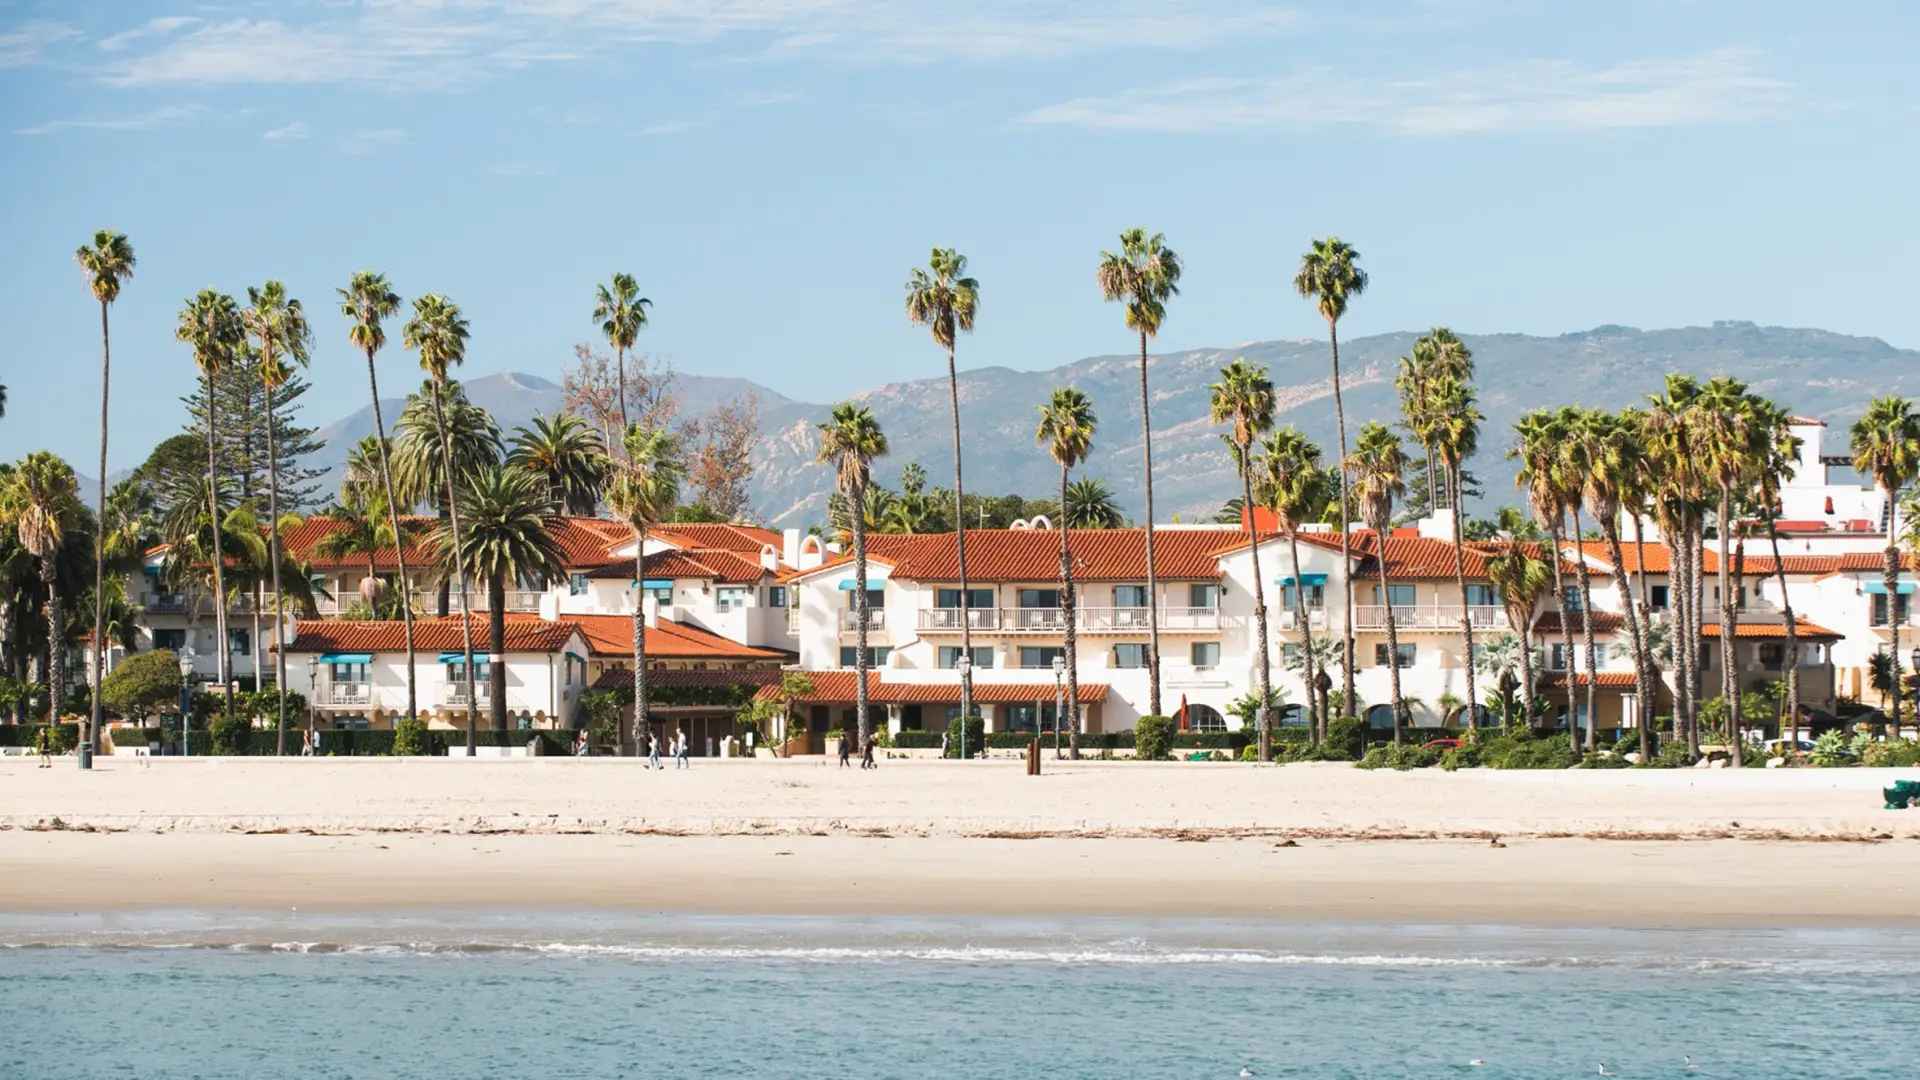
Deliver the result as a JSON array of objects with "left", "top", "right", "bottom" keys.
[
  {"left": 643, "top": 582, "right": 672, "bottom": 604},
  {"left": 766, "top": 585, "right": 788, "bottom": 608},
  {"left": 1649, "top": 585, "right": 1670, "bottom": 611},
  {"left": 153, "top": 628, "right": 186, "bottom": 651},
  {"left": 938, "top": 646, "right": 993, "bottom": 669},
  {"left": 1281, "top": 644, "right": 1301, "bottom": 667},
  {"left": 330, "top": 662, "right": 368, "bottom": 683},
  {"left": 1113, "top": 644, "right": 1149, "bottom": 669},
  {"left": 1465, "top": 584, "right": 1498, "bottom": 608},
  {"left": 1376, "top": 584, "right": 1416, "bottom": 607},
  {"left": 1373, "top": 643, "right": 1416, "bottom": 669},
  {"left": 1281, "top": 583, "right": 1325, "bottom": 610},
  {"left": 1189, "top": 583, "right": 1221, "bottom": 609},
  {"left": 1191, "top": 642, "right": 1221, "bottom": 668},
  {"left": 1005, "top": 703, "right": 1067, "bottom": 733},
  {"left": 1184, "top": 703, "right": 1227, "bottom": 732},
  {"left": 1021, "top": 646, "right": 1067, "bottom": 669},
  {"left": 937, "top": 587, "right": 993, "bottom": 609},
  {"left": 569, "top": 573, "right": 590, "bottom": 597},
  {"left": 716, "top": 587, "right": 750, "bottom": 612},
  {"left": 230, "top": 629, "right": 250, "bottom": 656},
  {"left": 445, "top": 660, "right": 492, "bottom": 683},
  {"left": 1592, "top": 644, "right": 1609, "bottom": 667},
  {"left": 840, "top": 646, "right": 893, "bottom": 668},
  {"left": 845, "top": 588, "right": 884, "bottom": 610},
  {"left": 1113, "top": 585, "right": 1149, "bottom": 608},
  {"left": 1018, "top": 588, "right": 1060, "bottom": 608},
  {"left": 1759, "top": 642, "right": 1786, "bottom": 670},
  {"left": 1873, "top": 593, "right": 1911, "bottom": 626},
  {"left": 1712, "top": 585, "right": 1747, "bottom": 608}
]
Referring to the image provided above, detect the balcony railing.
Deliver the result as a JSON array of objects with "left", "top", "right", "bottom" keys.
[
  {"left": 322, "top": 682, "right": 372, "bottom": 707},
  {"left": 917, "top": 607, "right": 1002, "bottom": 631},
  {"left": 1353, "top": 605, "right": 1510, "bottom": 632},
  {"left": 838, "top": 610, "right": 888, "bottom": 631},
  {"left": 912, "top": 606, "right": 1226, "bottom": 633},
  {"left": 470, "top": 590, "right": 543, "bottom": 613},
  {"left": 1009, "top": 607, "right": 1067, "bottom": 631},
  {"left": 443, "top": 682, "right": 493, "bottom": 706},
  {"left": 1276, "top": 607, "right": 1330, "bottom": 631}
]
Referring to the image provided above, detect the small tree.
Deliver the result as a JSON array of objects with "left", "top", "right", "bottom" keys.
[
  {"left": 100, "top": 649, "right": 184, "bottom": 721},
  {"left": 1133, "top": 715, "right": 1175, "bottom": 761}
]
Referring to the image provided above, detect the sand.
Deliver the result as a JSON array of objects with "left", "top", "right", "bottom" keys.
[{"left": 4, "top": 757, "right": 1918, "bottom": 923}]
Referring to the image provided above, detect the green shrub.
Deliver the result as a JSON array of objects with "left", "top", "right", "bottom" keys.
[
  {"left": 1356, "top": 744, "right": 1440, "bottom": 771},
  {"left": 109, "top": 726, "right": 161, "bottom": 751},
  {"left": 392, "top": 719, "right": 430, "bottom": 756},
  {"left": 0, "top": 724, "right": 82, "bottom": 752},
  {"left": 100, "top": 651, "right": 184, "bottom": 721},
  {"left": 944, "top": 716, "right": 985, "bottom": 759},
  {"left": 1862, "top": 739, "right": 1920, "bottom": 768},
  {"left": 1132, "top": 715, "right": 1175, "bottom": 761},
  {"left": 1323, "top": 717, "right": 1367, "bottom": 761},
  {"left": 1576, "top": 751, "right": 1631, "bottom": 769},
  {"left": 1810, "top": 730, "right": 1855, "bottom": 767},
  {"left": 1642, "top": 741, "right": 1694, "bottom": 769},
  {"left": 1438, "top": 745, "right": 1478, "bottom": 771},
  {"left": 209, "top": 712, "right": 252, "bottom": 755},
  {"left": 893, "top": 730, "right": 944, "bottom": 750},
  {"left": 1239, "top": 743, "right": 1259, "bottom": 762},
  {"left": 1478, "top": 733, "right": 1579, "bottom": 770}
]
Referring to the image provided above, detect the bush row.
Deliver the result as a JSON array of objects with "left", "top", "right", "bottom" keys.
[{"left": 0, "top": 724, "right": 80, "bottom": 752}]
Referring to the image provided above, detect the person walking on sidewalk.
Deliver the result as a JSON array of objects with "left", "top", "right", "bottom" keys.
[
  {"left": 675, "top": 727, "right": 690, "bottom": 770},
  {"left": 861, "top": 734, "right": 876, "bottom": 770},
  {"left": 837, "top": 730, "right": 851, "bottom": 768}
]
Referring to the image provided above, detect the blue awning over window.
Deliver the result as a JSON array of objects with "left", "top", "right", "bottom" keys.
[
  {"left": 1276, "top": 573, "right": 1329, "bottom": 587},
  {"left": 838, "top": 579, "right": 885, "bottom": 591},
  {"left": 437, "top": 652, "right": 491, "bottom": 665},
  {"left": 318, "top": 652, "right": 372, "bottom": 664},
  {"left": 1862, "top": 580, "right": 1918, "bottom": 595},
  {"left": 630, "top": 579, "right": 675, "bottom": 589}
]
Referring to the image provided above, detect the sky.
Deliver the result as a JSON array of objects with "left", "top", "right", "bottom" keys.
[{"left": 1, "top": 0, "right": 1916, "bottom": 474}]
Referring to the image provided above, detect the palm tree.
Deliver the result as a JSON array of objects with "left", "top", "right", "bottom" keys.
[
  {"left": 817, "top": 403, "right": 889, "bottom": 748},
  {"left": 509, "top": 415, "right": 609, "bottom": 515},
  {"left": 241, "top": 280, "right": 309, "bottom": 754},
  {"left": 1424, "top": 368, "right": 1483, "bottom": 736},
  {"left": 1064, "top": 477, "right": 1124, "bottom": 528},
  {"left": 1580, "top": 410, "right": 1656, "bottom": 760},
  {"left": 1037, "top": 387, "right": 1096, "bottom": 759},
  {"left": 593, "top": 273, "right": 651, "bottom": 438},
  {"left": 176, "top": 289, "right": 243, "bottom": 714},
  {"left": 338, "top": 271, "right": 418, "bottom": 723},
  {"left": 1750, "top": 399, "right": 1806, "bottom": 742},
  {"left": 1483, "top": 547, "right": 1553, "bottom": 726},
  {"left": 1470, "top": 632, "right": 1535, "bottom": 731},
  {"left": 1851, "top": 395, "right": 1920, "bottom": 736},
  {"left": 1294, "top": 237, "right": 1368, "bottom": 714},
  {"left": 405, "top": 294, "right": 483, "bottom": 751},
  {"left": 1348, "top": 422, "right": 1408, "bottom": 741},
  {"left": 1555, "top": 408, "right": 1606, "bottom": 752},
  {"left": 1692, "top": 377, "right": 1763, "bottom": 762},
  {"left": 1515, "top": 409, "right": 1583, "bottom": 753},
  {"left": 75, "top": 229, "right": 134, "bottom": 754},
  {"left": 906, "top": 248, "right": 982, "bottom": 729},
  {"left": 1210, "top": 358, "right": 1277, "bottom": 760},
  {"left": 312, "top": 500, "right": 404, "bottom": 617},
  {"left": 1097, "top": 228, "right": 1182, "bottom": 717},
  {"left": 0, "top": 454, "right": 82, "bottom": 726},
  {"left": 1283, "top": 635, "right": 1342, "bottom": 729},
  {"left": 605, "top": 426, "right": 685, "bottom": 746},
  {"left": 1644, "top": 376, "right": 1708, "bottom": 753},
  {"left": 446, "top": 467, "right": 566, "bottom": 731},
  {"left": 1256, "top": 428, "right": 1328, "bottom": 738}
]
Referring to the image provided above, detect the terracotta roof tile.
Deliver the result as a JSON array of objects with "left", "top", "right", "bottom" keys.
[
  {"left": 283, "top": 616, "right": 578, "bottom": 654},
  {"left": 278, "top": 515, "right": 437, "bottom": 570},
  {"left": 1533, "top": 611, "right": 1626, "bottom": 634},
  {"left": 587, "top": 548, "right": 772, "bottom": 583},
  {"left": 793, "top": 528, "right": 1230, "bottom": 584},
  {"left": 567, "top": 613, "right": 791, "bottom": 661},
  {"left": 652, "top": 523, "right": 784, "bottom": 554},
  {"left": 1545, "top": 672, "right": 1638, "bottom": 688},
  {"left": 591, "top": 667, "right": 785, "bottom": 691},
  {"left": 548, "top": 517, "right": 631, "bottom": 567},
  {"left": 1699, "top": 619, "right": 1842, "bottom": 640}
]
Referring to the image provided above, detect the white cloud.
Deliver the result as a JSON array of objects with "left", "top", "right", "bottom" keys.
[
  {"left": 262, "top": 121, "right": 311, "bottom": 140},
  {"left": 15, "top": 103, "right": 204, "bottom": 136},
  {"left": 1018, "top": 47, "right": 1793, "bottom": 134},
  {"left": 99, "top": 16, "right": 200, "bottom": 52},
  {"left": 0, "top": 20, "right": 79, "bottom": 68}
]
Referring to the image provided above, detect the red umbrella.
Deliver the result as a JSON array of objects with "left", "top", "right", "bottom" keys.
[{"left": 1177, "top": 694, "right": 1190, "bottom": 732}]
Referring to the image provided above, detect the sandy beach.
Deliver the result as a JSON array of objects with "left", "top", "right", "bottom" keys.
[{"left": 4, "top": 757, "right": 1918, "bottom": 923}]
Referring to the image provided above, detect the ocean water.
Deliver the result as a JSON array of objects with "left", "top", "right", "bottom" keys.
[{"left": 2, "top": 914, "right": 1913, "bottom": 1079}]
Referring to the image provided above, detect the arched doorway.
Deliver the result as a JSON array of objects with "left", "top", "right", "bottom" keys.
[
  {"left": 1277, "top": 703, "right": 1308, "bottom": 728},
  {"left": 1365, "top": 703, "right": 1396, "bottom": 729},
  {"left": 1185, "top": 703, "right": 1227, "bottom": 732}
]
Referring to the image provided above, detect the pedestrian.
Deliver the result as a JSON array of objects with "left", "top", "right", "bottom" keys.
[
  {"left": 837, "top": 730, "right": 850, "bottom": 768},
  {"left": 648, "top": 728, "right": 661, "bottom": 770},
  {"left": 675, "top": 727, "right": 689, "bottom": 770},
  {"left": 36, "top": 725, "right": 51, "bottom": 768},
  {"left": 302, "top": 729, "right": 315, "bottom": 757},
  {"left": 861, "top": 734, "right": 876, "bottom": 770},
  {"left": 575, "top": 729, "right": 589, "bottom": 757}
]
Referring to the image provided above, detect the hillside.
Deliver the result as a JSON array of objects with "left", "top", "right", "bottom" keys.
[{"left": 301, "top": 323, "right": 1917, "bottom": 525}]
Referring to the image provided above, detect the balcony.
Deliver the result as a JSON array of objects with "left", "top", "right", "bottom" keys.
[
  {"left": 470, "top": 590, "right": 544, "bottom": 613},
  {"left": 321, "top": 682, "right": 372, "bottom": 707},
  {"left": 838, "top": 610, "right": 888, "bottom": 631},
  {"left": 1353, "top": 605, "right": 1511, "bottom": 632},
  {"left": 917, "top": 607, "right": 1002, "bottom": 632},
  {"left": 1276, "top": 607, "right": 1330, "bottom": 631},
  {"left": 443, "top": 682, "right": 493, "bottom": 707},
  {"left": 912, "top": 606, "right": 1226, "bottom": 634}
]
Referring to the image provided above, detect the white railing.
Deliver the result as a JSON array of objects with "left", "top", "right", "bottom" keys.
[
  {"left": 1153, "top": 606, "right": 1225, "bottom": 632},
  {"left": 1276, "top": 608, "right": 1330, "bottom": 631},
  {"left": 471, "top": 590, "right": 543, "bottom": 613},
  {"left": 1353, "top": 605, "right": 1510, "bottom": 632},
  {"left": 1076, "top": 606, "right": 1155, "bottom": 632},
  {"left": 918, "top": 608, "right": 1003, "bottom": 631},
  {"left": 1010, "top": 608, "right": 1067, "bottom": 631},
  {"left": 838, "top": 610, "right": 888, "bottom": 631},
  {"left": 443, "top": 682, "right": 492, "bottom": 706},
  {"left": 322, "top": 682, "right": 372, "bottom": 707}
]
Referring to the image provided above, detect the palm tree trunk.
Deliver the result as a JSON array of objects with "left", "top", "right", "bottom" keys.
[
  {"left": 1516, "top": 606, "right": 1537, "bottom": 724},
  {"left": 1885, "top": 485, "right": 1903, "bottom": 737},
  {"left": 363, "top": 347, "right": 417, "bottom": 723},
  {"left": 947, "top": 342, "right": 975, "bottom": 730},
  {"left": 1448, "top": 466, "right": 1477, "bottom": 738},
  {"left": 43, "top": 558, "right": 62, "bottom": 725},
  {"left": 1377, "top": 554, "right": 1403, "bottom": 745},
  {"left": 615, "top": 342, "right": 629, "bottom": 442},
  {"left": 1570, "top": 506, "right": 1600, "bottom": 752},
  {"left": 1136, "top": 330, "right": 1163, "bottom": 717},
  {"left": 1602, "top": 518, "right": 1653, "bottom": 762},
  {"left": 853, "top": 475, "right": 872, "bottom": 748},
  {"left": 1242, "top": 454, "right": 1273, "bottom": 761},
  {"left": 264, "top": 377, "right": 289, "bottom": 755},
  {"left": 435, "top": 504, "right": 452, "bottom": 618},
  {"left": 1059, "top": 463, "right": 1080, "bottom": 759},
  {"left": 1327, "top": 318, "right": 1357, "bottom": 715},
  {"left": 1689, "top": 524, "right": 1708, "bottom": 755},
  {"left": 1765, "top": 498, "right": 1803, "bottom": 744},
  {"left": 1728, "top": 523, "right": 1747, "bottom": 766},
  {"left": 205, "top": 373, "right": 233, "bottom": 715},
  {"left": 430, "top": 382, "right": 481, "bottom": 755},
  {"left": 1717, "top": 491, "right": 1740, "bottom": 764},
  {"left": 1548, "top": 515, "right": 1579, "bottom": 752},
  {"left": 1287, "top": 535, "right": 1317, "bottom": 740},
  {"left": 630, "top": 523, "right": 649, "bottom": 747},
  {"left": 90, "top": 298, "right": 109, "bottom": 755},
  {"left": 489, "top": 570, "right": 507, "bottom": 731}
]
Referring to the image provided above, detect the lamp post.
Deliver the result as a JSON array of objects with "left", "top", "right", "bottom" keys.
[
  {"left": 1052, "top": 655, "right": 1066, "bottom": 760},
  {"left": 78, "top": 649, "right": 96, "bottom": 771},
  {"left": 178, "top": 648, "right": 196, "bottom": 758},
  {"left": 307, "top": 655, "right": 320, "bottom": 755},
  {"left": 955, "top": 654, "right": 971, "bottom": 761}
]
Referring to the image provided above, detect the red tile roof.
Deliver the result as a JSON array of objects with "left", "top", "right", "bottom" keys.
[
  {"left": 567, "top": 613, "right": 791, "bottom": 661},
  {"left": 1532, "top": 611, "right": 1626, "bottom": 634},
  {"left": 1837, "top": 552, "right": 1920, "bottom": 572},
  {"left": 752, "top": 671, "right": 1108, "bottom": 705},
  {"left": 792, "top": 528, "right": 1231, "bottom": 584},
  {"left": 591, "top": 667, "right": 785, "bottom": 692},
  {"left": 1699, "top": 619, "right": 1842, "bottom": 641},
  {"left": 585, "top": 548, "right": 773, "bottom": 583},
  {"left": 1571, "top": 542, "right": 1844, "bottom": 577},
  {"left": 653, "top": 523, "right": 783, "bottom": 554},
  {"left": 1545, "top": 672, "right": 1638, "bottom": 688},
  {"left": 548, "top": 517, "right": 631, "bottom": 567},
  {"left": 283, "top": 616, "right": 579, "bottom": 653},
  {"left": 278, "top": 515, "right": 438, "bottom": 570}
]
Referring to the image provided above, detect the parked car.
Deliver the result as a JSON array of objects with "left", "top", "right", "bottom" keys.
[
  {"left": 1422, "top": 738, "right": 1461, "bottom": 750},
  {"left": 1763, "top": 738, "right": 1816, "bottom": 753}
]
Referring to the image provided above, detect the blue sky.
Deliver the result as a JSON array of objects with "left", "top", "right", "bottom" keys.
[{"left": 1, "top": 0, "right": 1916, "bottom": 472}]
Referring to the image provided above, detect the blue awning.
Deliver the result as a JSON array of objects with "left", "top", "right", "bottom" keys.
[
  {"left": 437, "top": 652, "right": 491, "bottom": 665},
  {"left": 1862, "top": 580, "right": 1918, "bottom": 595},
  {"left": 838, "top": 579, "right": 885, "bottom": 591},
  {"left": 318, "top": 652, "right": 372, "bottom": 664},
  {"left": 632, "top": 579, "right": 675, "bottom": 590},
  {"left": 1276, "top": 573, "right": 1329, "bottom": 587}
]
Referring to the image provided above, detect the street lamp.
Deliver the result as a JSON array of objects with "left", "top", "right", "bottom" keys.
[
  {"left": 307, "top": 655, "right": 320, "bottom": 756},
  {"left": 955, "top": 654, "right": 971, "bottom": 761},
  {"left": 1051, "top": 655, "right": 1067, "bottom": 760},
  {"left": 178, "top": 648, "right": 196, "bottom": 758}
]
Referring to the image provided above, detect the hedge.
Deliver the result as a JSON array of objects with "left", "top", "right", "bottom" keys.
[
  {"left": 0, "top": 724, "right": 80, "bottom": 752},
  {"left": 893, "top": 730, "right": 945, "bottom": 749}
]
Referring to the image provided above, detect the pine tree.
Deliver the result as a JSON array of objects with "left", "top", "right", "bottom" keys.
[{"left": 178, "top": 357, "right": 325, "bottom": 512}]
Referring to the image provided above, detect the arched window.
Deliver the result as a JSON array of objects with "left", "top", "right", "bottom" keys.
[
  {"left": 1365, "top": 703, "right": 1397, "bottom": 729},
  {"left": 1278, "top": 703, "right": 1308, "bottom": 728},
  {"left": 1186, "top": 703, "right": 1227, "bottom": 732}
]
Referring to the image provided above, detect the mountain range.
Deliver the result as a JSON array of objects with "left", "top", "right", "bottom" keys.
[{"left": 292, "top": 322, "right": 1919, "bottom": 526}]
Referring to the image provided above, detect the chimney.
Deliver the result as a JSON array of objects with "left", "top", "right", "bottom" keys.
[
  {"left": 1416, "top": 508, "right": 1454, "bottom": 541},
  {"left": 782, "top": 528, "right": 800, "bottom": 568},
  {"left": 643, "top": 594, "right": 660, "bottom": 629}
]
